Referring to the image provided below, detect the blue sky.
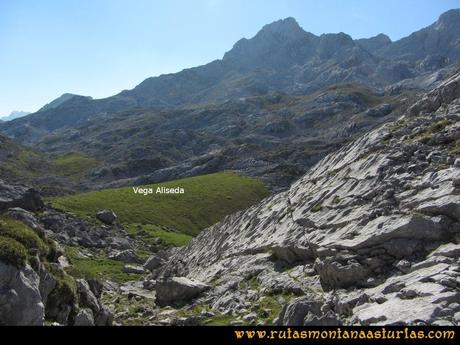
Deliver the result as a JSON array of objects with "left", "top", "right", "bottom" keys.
[{"left": 0, "top": 0, "right": 458, "bottom": 116}]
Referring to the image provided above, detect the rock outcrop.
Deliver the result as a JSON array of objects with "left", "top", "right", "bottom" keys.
[
  {"left": 0, "top": 181, "right": 113, "bottom": 326},
  {"left": 96, "top": 209, "right": 117, "bottom": 225},
  {"left": 0, "top": 262, "right": 44, "bottom": 325},
  {"left": 158, "top": 69, "right": 460, "bottom": 325},
  {"left": 0, "top": 180, "right": 44, "bottom": 212}
]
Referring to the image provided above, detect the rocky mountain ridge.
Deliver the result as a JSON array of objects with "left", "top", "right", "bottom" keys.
[
  {"left": 1, "top": 10, "right": 460, "bottom": 145},
  {"left": 151, "top": 69, "right": 460, "bottom": 325}
]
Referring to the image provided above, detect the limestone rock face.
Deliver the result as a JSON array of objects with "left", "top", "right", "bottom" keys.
[
  {"left": 0, "top": 262, "right": 44, "bottom": 325},
  {"left": 159, "top": 70, "right": 460, "bottom": 325}
]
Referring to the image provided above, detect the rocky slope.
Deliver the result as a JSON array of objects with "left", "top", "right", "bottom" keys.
[
  {"left": 0, "top": 180, "right": 114, "bottom": 325},
  {"left": 153, "top": 69, "right": 460, "bottom": 325},
  {"left": 33, "top": 84, "right": 417, "bottom": 191}
]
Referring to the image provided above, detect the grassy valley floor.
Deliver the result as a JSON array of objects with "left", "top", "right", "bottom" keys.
[{"left": 49, "top": 172, "right": 270, "bottom": 295}]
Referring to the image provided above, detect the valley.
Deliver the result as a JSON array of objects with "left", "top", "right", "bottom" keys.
[{"left": 0, "top": 8, "right": 459, "bottom": 327}]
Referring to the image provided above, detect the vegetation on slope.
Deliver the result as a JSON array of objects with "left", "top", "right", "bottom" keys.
[
  {"left": 49, "top": 153, "right": 100, "bottom": 182},
  {"left": 51, "top": 172, "right": 269, "bottom": 237},
  {"left": 0, "top": 215, "right": 56, "bottom": 267},
  {"left": 0, "top": 135, "right": 101, "bottom": 194},
  {"left": 0, "top": 135, "right": 46, "bottom": 181}
]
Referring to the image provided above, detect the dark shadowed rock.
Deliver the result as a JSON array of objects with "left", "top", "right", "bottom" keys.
[
  {"left": 96, "top": 209, "right": 117, "bottom": 225},
  {"left": 143, "top": 254, "right": 167, "bottom": 272},
  {"left": 0, "top": 180, "right": 44, "bottom": 212}
]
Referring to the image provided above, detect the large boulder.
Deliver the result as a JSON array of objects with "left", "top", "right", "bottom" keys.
[
  {"left": 0, "top": 180, "right": 44, "bottom": 212},
  {"left": 96, "top": 209, "right": 117, "bottom": 225},
  {"left": 0, "top": 262, "right": 44, "bottom": 325},
  {"left": 155, "top": 277, "right": 210, "bottom": 307},
  {"left": 314, "top": 257, "right": 371, "bottom": 291},
  {"left": 278, "top": 297, "right": 322, "bottom": 326}
]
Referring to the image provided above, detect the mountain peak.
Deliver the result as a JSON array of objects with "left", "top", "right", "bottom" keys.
[
  {"left": 257, "top": 17, "right": 305, "bottom": 39},
  {"left": 437, "top": 8, "right": 460, "bottom": 24}
]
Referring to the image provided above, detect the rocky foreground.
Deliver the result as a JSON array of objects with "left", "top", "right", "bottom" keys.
[
  {"left": 151, "top": 69, "right": 460, "bottom": 325},
  {"left": 0, "top": 182, "right": 115, "bottom": 325}
]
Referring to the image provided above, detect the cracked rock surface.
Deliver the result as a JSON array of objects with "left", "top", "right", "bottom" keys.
[{"left": 157, "top": 69, "right": 460, "bottom": 325}]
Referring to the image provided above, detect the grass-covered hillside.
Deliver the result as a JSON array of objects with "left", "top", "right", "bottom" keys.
[
  {"left": 51, "top": 172, "right": 269, "bottom": 241},
  {"left": 0, "top": 134, "right": 101, "bottom": 194}
]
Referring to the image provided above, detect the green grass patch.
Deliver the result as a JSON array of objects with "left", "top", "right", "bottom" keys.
[
  {"left": 0, "top": 236, "right": 28, "bottom": 267},
  {"left": 64, "top": 246, "right": 144, "bottom": 283},
  {"left": 202, "top": 314, "right": 235, "bottom": 326},
  {"left": 127, "top": 223, "right": 193, "bottom": 247},
  {"left": 0, "top": 136, "right": 46, "bottom": 181},
  {"left": 51, "top": 172, "right": 269, "bottom": 236},
  {"left": 50, "top": 153, "right": 99, "bottom": 181},
  {"left": 0, "top": 216, "right": 49, "bottom": 257}
]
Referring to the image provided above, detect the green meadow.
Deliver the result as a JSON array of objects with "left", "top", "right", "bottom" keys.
[{"left": 51, "top": 172, "right": 269, "bottom": 242}]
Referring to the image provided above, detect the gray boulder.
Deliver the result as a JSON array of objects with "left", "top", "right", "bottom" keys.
[
  {"left": 108, "top": 249, "right": 140, "bottom": 263},
  {"left": 96, "top": 209, "right": 117, "bottom": 225},
  {"left": 143, "top": 254, "right": 166, "bottom": 271},
  {"left": 123, "top": 265, "right": 147, "bottom": 274},
  {"left": 278, "top": 297, "right": 322, "bottom": 325},
  {"left": 38, "top": 264, "right": 57, "bottom": 306},
  {"left": 155, "top": 277, "right": 210, "bottom": 307},
  {"left": 0, "top": 262, "right": 44, "bottom": 325},
  {"left": 0, "top": 180, "right": 44, "bottom": 212},
  {"left": 95, "top": 305, "right": 114, "bottom": 326},
  {"left": 76, "top": 279, "right": 100, "bottom": 314}
]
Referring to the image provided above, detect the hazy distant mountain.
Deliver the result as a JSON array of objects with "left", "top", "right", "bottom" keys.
[
  {"left": 39, "top": 93, "right": 92, "bottom": 112},
  {"left": 0, "top": 111, "right": 31, "bottom": 122}
]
